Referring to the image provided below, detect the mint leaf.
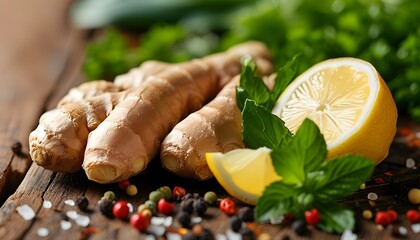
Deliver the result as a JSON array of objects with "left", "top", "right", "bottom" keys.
[
  {"left": 255, "top": 181, "right": 298, "bottom": 222},
  {"left": 271, "top": 118, "right": 326, "bottom": 184},
  {"left": 316, "top": 202, "right": 355, "bottom": 233},
  {"left": 267, "top": 54, "right": 300, "bottom": 110},
  {"left": 242, "top": 99, "right": 292, "bottom": 149},
  {"left": 236, "top": 60, "right": 271, "bottom": 112},
  {"left": 314, "top": 155, "right": 375, "bottom": 201}
]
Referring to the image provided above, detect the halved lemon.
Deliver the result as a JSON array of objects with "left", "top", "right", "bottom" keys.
[
  {"left": 206, "top": 147, "right": 281, "bottom": 205},
  {"left": 272, "top": 58, "right": 397, "bottom": 163}
]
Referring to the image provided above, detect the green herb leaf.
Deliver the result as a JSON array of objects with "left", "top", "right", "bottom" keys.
[
  {"left": 314, "top": 155, "right": 375, "bottom": 201},
  {"left": 271, "top": 118, "right": 327, "bottom": 184},
  {"left": 242, "top": 99, "right": 292, "bottom": 149},
  {"left": 316, "top": 202, "right": 355, "bottom": 233},
  {"left": 236, "top": 60, "right": 271, "bottom": 112},
  {"left": 255, "top": 181, "right": 298, "bottom": 222},
  {"left": 268, "top": 54, "right": 300, "bottom": 110}
]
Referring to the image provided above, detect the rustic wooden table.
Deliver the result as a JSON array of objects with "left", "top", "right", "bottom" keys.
[{"left": 0, "top": 1, "right": 419, "bottom": 239}]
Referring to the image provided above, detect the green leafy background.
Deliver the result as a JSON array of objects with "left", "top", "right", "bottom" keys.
[{"left": 74, "top": 0, "right": 420, "bottom": 120}]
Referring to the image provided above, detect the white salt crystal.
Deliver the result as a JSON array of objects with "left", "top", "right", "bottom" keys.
[
  {"left": 406, "top": 158, "right": 416, "bottom": 168},
  {"left": 226, "top": 229, "right": 242, "bottom": 240},
  {"left": 167, "top": 233, "right": 182, "bottom": 240},
  {"left": 191, "top": 216, "right": 202, "bottom": 224},
  {"left": 151, "top": 216, "right": 165, "bottom": 225},
  {"left": 269, "top": 215, "right": 284, "bottom": 224},
  {"left": 75, "top": 214, "right": 90, "bottom": 227},
  {"left": 146, "top": 225, "right": 165, "bottom": 237},
  {"left": 411, "top": 223, "right": 420, "bottom": 233},
  {"left": 128, "top": 203, "right": 134, "bottom": 213},
  {"left": 60, "top": 220, "right": 72, "bottom": 230},
  {"left": 398, "top": 226, "right": 408, "bottom": 236},
  {"left": 16, "top": 204, "right": 35, "bottom": 221},
  {"left": 216, "top": 233, "right": 228, "bottom": 240},
  {"left": 340, "top": 229, "right": 357, "bottom": 240},
  {"left": 66, "top": 210, "right": 79, "bottom": 220},
  {"left": 37, "top": 227, "right": 49, "bottom": 237},
  {"left": 163, "top": 216, "right": 173, "bottom": 227},
  {"left": 64, "top": 199, "right": 75, "bottom": 206},
  {"left": 367, "top": 192, "right": 378, "bottom": 201},
  {"left": 145, "top": 235, "right": 156, "bottom": 240},
  {"left": 42, "top": 200, "right": 52, "bottom": 209}
]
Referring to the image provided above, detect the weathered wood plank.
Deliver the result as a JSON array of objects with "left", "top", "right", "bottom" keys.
[{"left": 0, "top": 0, "right": 86, "bottom": 202}]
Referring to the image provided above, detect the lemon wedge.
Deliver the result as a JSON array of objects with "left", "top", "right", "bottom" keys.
[
  {"left": 206, "top": 147, "right": 281, "bottom": 205},
  {"left": 272, "top": 58, "right": 397, "bottom": 163}
]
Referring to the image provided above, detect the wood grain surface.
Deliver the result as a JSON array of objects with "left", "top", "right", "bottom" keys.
[{"left": 0, "top": 0, "right": 419, "bottom": 240}]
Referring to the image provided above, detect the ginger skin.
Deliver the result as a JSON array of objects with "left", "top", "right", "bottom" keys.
[
  {"left": 29, "top": 61, "right": 169, "bottom": 172},
  {"left": 82, "top": 42, "right": 272, "bottom": 183},
  {"left": 160, "top": 73, "right": 275, "bottom": 180}
]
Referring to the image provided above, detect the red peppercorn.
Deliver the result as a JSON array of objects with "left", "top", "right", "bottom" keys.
[
  {"left": 304, "top": 209, "right": 320, "bottom": 225},
  {"left": 112, "top": 200, "right": 130, "bottom": 219},
  {"left": 386, "top": 210, "right": 398, "bottom": 223},
  {"left": 157, "top": 198, "right": 174, "bottom": 215},
  {"left": 374, "top": 178, "right": 384, "bottom": 184},
  {"left": 220, "top": 198, "right": 236, "bottom": 215},
  {"left": 130, "top": 213, "right": 150, "bottom": 231},
  {"left": 406, "top": 209, "right": 420, "bottom": 223},
  {"left": 375, "top": 211, "right": 391, "bottom": 226},
  {"left": 118, "top": 180, "right": 130, "bottom": 190},
  {"left": 173, "top": 186, "right": 187, "bottom": 200},
  {"left": 399, "top": 127, "right": 411, "bottom": 136}
]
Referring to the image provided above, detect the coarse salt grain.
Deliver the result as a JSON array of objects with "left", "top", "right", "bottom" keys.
[
  {"left": 163, "top": 216, "right": 173, "bottom": 227},
  {"left": 37, "top": 227, "right": 49, "bottom": 237},
  {"left": 146, "top": 225, "right": 166, "bottom": 237},
  {"left": 66, "top": 210, "right": 79, "bottom": 220},
  {"left": 145, "top": 235, "right": 156, "bottom": 240},
  {"left": 128, "top": 203, "right": 134, "bottom": 213},
  {"left": 16, "top": 204, "right": 35, "bottom": 221},
  {"left": 411, "top": 223, "right": 420, "bottom": 233},
  {"left": 75, "top": 214, "right": 90, "bottom": 227},
  {"left": 367, "top": 192, "right": 378, "bottom": 201},
  {"left": 166, "top": 233, "right": 182, "bottom": 240},
  {"left": 226, "top": 229, "right": 242, "bottom": 240},
  {"left": 60, "top": 220, "right": 72, "bottom": 230},
  {"left": 191, "top": 216, "right": 202, "bottom": 224},
  {"left": 406, "top": 158, "right": 416, "bottom": 168},
  {"left": 398, "top": 226, "right": 408, "bottom": 236},
  {"left": 340, "top": 229, "right": 357, "bottom": 240},
  {"left": 64, "top": 199, "right": 75, "bottom": 206},
  {"left": 151, "top": 216, "right": 165, "bottom": 225},
  {"left": 43, "top": 200, "right": 52, "bottom": 209},
  {"left": 216, "top": 233, "right": 228, "bottom": 240},
  {"left": 415, "top": 132, "right": 420, "bottom": 139}
]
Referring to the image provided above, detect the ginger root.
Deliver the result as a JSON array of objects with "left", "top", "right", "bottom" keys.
[
  {"left": 160, "top": 73, "right": 276, "bottom": 180},
  {"left": 29, "top": 61, "right": 169, "bottom": 172},
  {"left": 82, "top": 41, "right": 272, "bottom": 183}
]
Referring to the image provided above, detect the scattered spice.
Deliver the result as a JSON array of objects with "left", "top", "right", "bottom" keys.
[
  {"left": 80, "top": 226, "right": 101, "bottom": 240},
  {"left": 367, "top": 192, "right": 378, "bottom": 201},
  {"left": 75, "top": 196, "right": 89, "bottom": 211},
  {"left": 103, "top": 191, "right": 116, "bottom": 201},
  {"left": 220, "top": 198, "right": 236, "bottom": 215},
  {"left": 60, "top": 220, "right": 72, "bottom": 230},
  {"left": 406, "top": 209, "right": 420, "bottom": 223},
  {"left": 203, "top": 191, "right": 217, "bottom": 205},
  {"left": 149, "top": 190, "right": 164, "bottom": 203},
  {"left": 384, "top": 171, "right": 393, "bottom": 177},
  {"left": 391, "top": 226, "right": 408, "bottom": 237},
  {"left": 340, "top": 229, "right": 357, "bottom": 240},
  {"left": 359, "top": 183, "right": 366, "bottom": 190},
  {"left": 99, "top": 200, "right": 114, "bottom": 218},
  {"left": 238, "top": 207, "right": 254, "bottom": 222},
  {"left": 375, "top": 211, "right": 390, "bottom": 226},
  {"left": 118, "top": 179, "right": 130, "bottom": 190},
  {"left": 193, "top": 198, "right": 207, "bottom": 216},
  {"left": 230, "top": 215, "right": 243, "bottom": 232},
  {"left": 362, "top": 209, "right": 373, "bottom": 219},
  {"left": 43, "top": 200, "right": 52, "bottom": 209},
  {"left": 411, "top": 223, "right": 420, "bottom": 233},
  {"left": 374, "top": 178, "right": 384, "bottom": 184},
  {"left": 239, "top": 226, "right": 254, "bottom": 240},
  {"left": 11, "top": 141, "right": 27, "bottom": 157},
  {"left": 173, "top": 186, "right": 187, "bottom": 200},
  {"left": 145, "top": 200, "right": 157, "bottom": 214},
  {"left": 408, "top": 188, "right": 420, "bottom": 204},
  {"left": 406, "top": 158, "right": 416, "bottom": 169},
  {"left": 113, "top": 200, "right": 129, "bottom": 219},
  {"left": 130, "top": 213, "right": 150, "bottom": 231},
  {"left": 126, "top": 184, "right": 138, "bottom": 196},
  {"left": 75, "top": 214, "right": 90, "bottom": 227},
  {"left": 159, "top": 186, "right": 173, "bottom": 200},
  {"left": 304, "top": 209, "right": 320, "bottom": 226},
  {"left": 177, "top": 211, "right": 191, "bottom": 228},
  {"left": 157, "top": 198, "right": 174, "bottom": 215},
  {"left": 66, "top": 210, "right": 79, "bottom": 220},
  {"left": 386, "top": 210, "right": 398, "bottom": 223},
  {"left": 180, "top": 199, "right": 194, "bottom": 214},
  {"left": 64, "top": 199, "right": 75, "bottom": 206},
  {"left": 291, "top": 220, "right": 307, "bottom": 236}
]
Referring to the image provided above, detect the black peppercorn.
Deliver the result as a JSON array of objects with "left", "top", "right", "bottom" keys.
[
  {"left": 239, "top": 227, "right": 254, "bottom": 240},
  {"left": 11, "top": 142, "right": 22, "bottom": 155},
  {"left": 75, "top": 196, "right": 89, "bottom": 211},
  {"left": 199, "top": 228, "right": 214, "bottom": 240},
  {"left": 291, "top": 220, "right": 307, "bottom": 236},
  {"left": 193, "top": 198, "right": 207, "bottom": 216},
  {"left": 181, "top": 198, "right": 194, "bottom": 214},
  {"left": 177, "top": 211, "right": 191, "bottom": 228},
  {"left": 230, "top": 215, "right": 243, "bottom": 232},
  {"left": 184, "top": 232, "right": 198, "bottom": 240},
  {"left": 182, "top": 193, "right": 194, "bottom": 201},
  {"left": 238, "top": 206, "right": 254, "bottom": 222},
  {"left": 99, "top": 200, "right": 114, "bottom": 218}
]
